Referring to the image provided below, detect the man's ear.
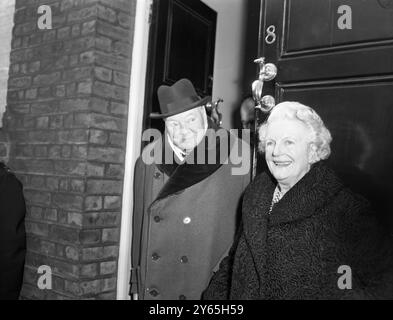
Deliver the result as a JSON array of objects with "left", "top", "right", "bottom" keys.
[
  {"left": 199, "top": 106, "right": 208, "bottom": 127},
  {"left": 308, "top": 143, "right": 319, "bottom": 164}
]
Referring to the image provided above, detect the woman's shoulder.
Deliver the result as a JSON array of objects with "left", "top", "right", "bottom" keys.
[
  {"left": 320, "top": 177, "right": 379, "bottom": 237},
  {"left": 320, "top": 162, "right": 370, "bottom": 208},
  {"left": 310, "top": 162, "right": 370, "bottom": 212}
]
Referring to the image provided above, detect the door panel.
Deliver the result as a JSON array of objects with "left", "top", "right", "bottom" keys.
[
  {"left": 285, "top": 0, "right": 331, "bottom": 51},
  {"left": 285, "top": 0, "right": 393, "bottom": 52},
  {"left": 144, "top": 0, "right": 216, "bottom": 133},
  {"left": 167, "top": 1, "right": 213, "bottom": 89},
  {"left": 258, "top": 0, "right": 393, "bottom": 228},
  {"left": 279, "top": 47, "right": 393, "bottom": 82},
  {"left": 330, "top": 0, "right": 393, "bottom": 45}
]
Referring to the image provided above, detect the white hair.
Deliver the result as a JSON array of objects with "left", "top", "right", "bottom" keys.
[{"left": 258, "top": 101, "right": 332, "bottom": 161}]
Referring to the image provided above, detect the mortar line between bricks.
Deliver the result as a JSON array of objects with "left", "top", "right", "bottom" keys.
[
  {"left": 25, "top": 250, "right": 119, "bottom": 267},
  {"left": 25, "top": 217, "right": 119, "bottom": 228}
]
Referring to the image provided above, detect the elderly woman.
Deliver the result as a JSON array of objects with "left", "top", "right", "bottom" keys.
[{"left": 203, "top": 101, "right": 393, "bottom": 299}]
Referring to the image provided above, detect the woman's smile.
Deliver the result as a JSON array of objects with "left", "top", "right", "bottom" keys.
[{"left": 272, "top": 160, "right": 292, "bottom": 167}]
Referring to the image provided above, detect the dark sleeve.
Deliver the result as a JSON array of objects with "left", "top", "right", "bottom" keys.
[
  {"left": 0, "top": 171, "right": 26, "bottom": 300},
  {"left": 202, "top": 223, "right": 243, "bottom": 300}
]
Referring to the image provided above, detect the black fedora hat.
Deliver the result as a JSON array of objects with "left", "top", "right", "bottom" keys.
[{"left": 150, "top": 78, "right": 211, "bottom": 119}]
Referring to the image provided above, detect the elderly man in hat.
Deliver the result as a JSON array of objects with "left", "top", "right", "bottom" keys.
[{"left": 130, "top": 79, "right": 250, "bottom": 300}]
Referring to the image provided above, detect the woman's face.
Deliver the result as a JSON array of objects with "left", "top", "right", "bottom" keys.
[{"left": 264, "top": 119, "right": 314, "bottom": 190}]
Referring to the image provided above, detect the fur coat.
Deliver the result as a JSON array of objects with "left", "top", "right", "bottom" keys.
[{"left": 203, "top": 162, "right": 393, "bottom": 300}]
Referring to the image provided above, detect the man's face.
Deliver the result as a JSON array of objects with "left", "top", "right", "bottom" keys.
[{"left": 165, "top": 107, "right": 207, "bottom": 152}]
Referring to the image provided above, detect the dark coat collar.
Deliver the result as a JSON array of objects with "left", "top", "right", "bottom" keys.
[
  {"left": 155, "top": 120, "right": 231, "bottom": 202},
  {"left": 246, "top": 162, "right": 345, "bottom": 226}
]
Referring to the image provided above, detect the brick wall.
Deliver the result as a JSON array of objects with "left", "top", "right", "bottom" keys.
[
  {"left": 3, "top": 0, "right": 136, "bottom": 299},
  {"left": 0, "top": 131, "right": 9, "bottom": 162},
  {"left": 0, "top": 1, "right": 15, "bottom": 160}
]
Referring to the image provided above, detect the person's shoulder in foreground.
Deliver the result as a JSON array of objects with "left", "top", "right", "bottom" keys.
[{"left": 0, "top": 162, "right": 26, "bottom": 300}]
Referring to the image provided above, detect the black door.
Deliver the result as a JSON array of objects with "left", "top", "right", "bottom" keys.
[
  {"left": 143, "top": 0, "right": 216, "bottom": 133},
  {"left": 257, "top": 0, "right": 393, "bottom": 229}
]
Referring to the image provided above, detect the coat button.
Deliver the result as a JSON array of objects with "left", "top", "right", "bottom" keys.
[
  {"left": 183, "top": 217, "right": 191, "bottom": 224},
  {"left": 180, "top": 256, "right": 188, "bottom": 263},
  {"left": 179, "top": 295, "right": 186, "bottom": 300},
  {"left": 149, "top": 289, "right": 159, "bottom": 297},
  {"left": 153, "top": 215, "right": 161, "bottom": 223},
  {"left": 153, "top": 172, "right": 161, "bottom": 179},
  {"left": 152, "top": 252, "right": 160, "bottom": 261}
]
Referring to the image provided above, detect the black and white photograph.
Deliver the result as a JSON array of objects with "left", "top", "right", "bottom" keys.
[{"left": 0, "top": 0, "right": 392, "bottom": 308}]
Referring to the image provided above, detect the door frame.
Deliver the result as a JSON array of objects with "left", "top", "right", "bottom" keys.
[
  {"left": 116, "top": 0, "right": 218, "bottom": 300},
  {"left": 116, "top": 0, "right": 153, "bottom": 300}
]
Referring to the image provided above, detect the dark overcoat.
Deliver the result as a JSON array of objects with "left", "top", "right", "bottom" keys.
[
  {"left": 203, "top": 162, "right": 393, "bottom": 300},
  {"left": 0, "top": 163, "right": 26, "bottom": 300},
  {"left": 131, "top": 128, "right": 250, "bottom": 300}
]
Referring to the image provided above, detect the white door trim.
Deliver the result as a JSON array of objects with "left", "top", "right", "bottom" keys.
[{"left": 116, "top": 0, "right": 152, "bottom": 300}]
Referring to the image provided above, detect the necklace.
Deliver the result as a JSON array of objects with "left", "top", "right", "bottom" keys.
[{"left": 268, "top": 186, "right": 283, "bottom": 214}]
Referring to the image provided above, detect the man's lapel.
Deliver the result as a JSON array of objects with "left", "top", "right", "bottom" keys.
[{"left": 154, "top": 123, "right": 231, "bottom": 202}]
